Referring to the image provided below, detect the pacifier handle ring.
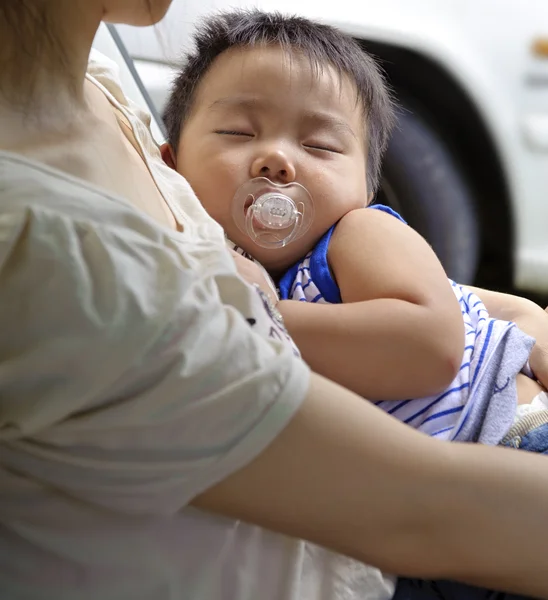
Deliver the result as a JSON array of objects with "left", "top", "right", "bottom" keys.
[
  {"left": 245, "top": 205, "right": 300, "bottom": 248},
  {"left": 282, "top": 212, "right": 302, "bottom": 245}
]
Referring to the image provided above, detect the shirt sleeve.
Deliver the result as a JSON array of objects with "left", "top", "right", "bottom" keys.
[{"left": 0, "top": 197, "right": 310, "bottom": 516}]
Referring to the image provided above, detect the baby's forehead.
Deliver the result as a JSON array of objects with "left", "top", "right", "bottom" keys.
[{"left": 201, "top": 44, "right": 363, "bottom": 114}]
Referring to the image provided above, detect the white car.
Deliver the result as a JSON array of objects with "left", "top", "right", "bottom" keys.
[{"left": 114, "top": 0, "right": 548, "bottom": 292}]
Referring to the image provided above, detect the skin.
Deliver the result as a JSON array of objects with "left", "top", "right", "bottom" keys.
[
  {"left": 4, "top": 3, "right": 548, "bottom": 597},
  {"left": 163, "top": 45, "right": 466, "bottom": 399},
  {"left": 466, "top": 286, "right": 548, "bottom": 398},
  {"left": 165, "top": 44, "right": 545, "bottom": 401},
  {"left": 166, "top": 45, "right": 371, "bottom": 276},
  {"left": 0, "top": 0, "right": 178, "bottom": 230}
]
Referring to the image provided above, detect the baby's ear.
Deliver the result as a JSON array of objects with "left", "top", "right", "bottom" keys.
[{"left": 160, "top": 143, "right": 177, "bottom": 169}]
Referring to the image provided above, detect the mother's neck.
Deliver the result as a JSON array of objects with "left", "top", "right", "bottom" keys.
[{"left": 0, "top": 0, "right": 102, "bottom": 145}]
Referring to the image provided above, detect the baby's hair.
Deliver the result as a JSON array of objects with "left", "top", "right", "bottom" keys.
[{"left": 163, "top": 9, "right": 396, "bottom": 193}]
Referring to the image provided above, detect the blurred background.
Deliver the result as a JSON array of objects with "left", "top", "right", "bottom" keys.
[{"left": 115, "top": 0, "right": 548, "bottom": 303}]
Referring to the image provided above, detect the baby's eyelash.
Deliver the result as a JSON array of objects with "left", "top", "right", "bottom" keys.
[
  {"left": 304, "top": 143, "right": 342, "bottom": 154},
  {"left": 214, "top": 130, "right": 253, "bottom": 137}
]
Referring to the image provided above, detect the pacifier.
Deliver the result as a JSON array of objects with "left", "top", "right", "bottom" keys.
[{"left": 231, "top": 177, "right": 315, "bottom": 249}]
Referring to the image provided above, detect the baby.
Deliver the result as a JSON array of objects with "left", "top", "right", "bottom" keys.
[{"left": 162, "top": 10, "right": 548, "bottom": 449}]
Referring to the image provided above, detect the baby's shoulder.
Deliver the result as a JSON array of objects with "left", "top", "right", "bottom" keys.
[
  {"left": 329, "top": 206, "right": 407, "bottom": 259},
  {"left": 333, "top": 205, "right": 406, "bottom": 235}
]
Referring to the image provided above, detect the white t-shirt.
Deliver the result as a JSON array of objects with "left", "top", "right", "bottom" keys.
[{"left": 0, "top": 50, "right": 394, "bottom": 600}]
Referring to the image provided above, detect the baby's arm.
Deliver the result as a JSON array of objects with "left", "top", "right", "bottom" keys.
[{"left": 278, "top": 209, "right": 464, "bottom": 400}]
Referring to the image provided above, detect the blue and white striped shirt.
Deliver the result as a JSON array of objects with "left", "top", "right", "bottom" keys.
[{"left": 278, "top": 205, "right": 534, "bottom": 444}]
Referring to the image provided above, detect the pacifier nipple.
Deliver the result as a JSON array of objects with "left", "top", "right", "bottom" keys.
[{"left": 232, "top": 177, "right": 315, "bottom": 249}]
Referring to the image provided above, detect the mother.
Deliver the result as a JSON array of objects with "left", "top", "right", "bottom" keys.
[{"left": 0, "top": 2, "right": 547, "bottom": 600}]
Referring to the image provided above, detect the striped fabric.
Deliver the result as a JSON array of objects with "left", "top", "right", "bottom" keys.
[
  {"left": 374, "top": 282, "right": 516, "bottom": 440},
  {"left": 277, "top": 205, "right": 521, "bottom": 441}
]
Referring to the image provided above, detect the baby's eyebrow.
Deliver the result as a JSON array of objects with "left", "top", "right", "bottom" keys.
[
  {"left": 302, "top": 112, "right": 358, "bottom": 141},
  {"left": 208, "top": 96, "right": 264, "bottom": 112}
]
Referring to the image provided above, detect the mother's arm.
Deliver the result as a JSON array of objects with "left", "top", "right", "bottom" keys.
[
  {"left": 13, "top": 203, "right": 545, "bottom": 600},
  {"left": 195, "top": 370, "right": 548, "bottom": 598}
]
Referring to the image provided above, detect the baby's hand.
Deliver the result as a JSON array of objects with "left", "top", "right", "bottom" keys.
[
  {"left": 517, "top": 303, "right": 548, "bottom": 390},
  {"left": 229, "top": 249, "right": 279, "bottom": 307},
  {"left": 459, "top": 286, "right": 548, "bottom": 391}
]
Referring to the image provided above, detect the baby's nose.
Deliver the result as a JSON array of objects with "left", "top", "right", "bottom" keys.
[{"left": 251, "top": 150, "right": 296, "bottom": 183}]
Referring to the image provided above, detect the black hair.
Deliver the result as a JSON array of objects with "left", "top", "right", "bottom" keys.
[{"left": 163, "top": 9, "right": 396, "bottom": 193}]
